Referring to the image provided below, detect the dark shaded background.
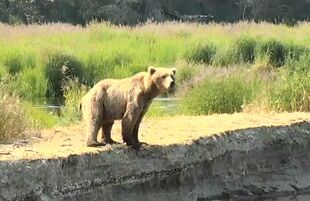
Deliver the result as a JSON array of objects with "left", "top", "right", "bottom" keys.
[{"left": 0, "top": 0, "right": 310, "bottom": 25}]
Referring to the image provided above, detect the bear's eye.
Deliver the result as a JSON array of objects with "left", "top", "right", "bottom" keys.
[{"left": 162, "top": 75, "right": 168, "bottom": 79}]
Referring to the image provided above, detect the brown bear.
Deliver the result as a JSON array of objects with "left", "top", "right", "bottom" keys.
[{"left": 80, "top": 66, "right": 176, "bottom": 149}]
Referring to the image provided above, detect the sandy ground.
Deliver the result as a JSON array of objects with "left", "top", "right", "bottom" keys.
[{"left": 0, "top": 112, "right": 309, "bottom": 161}]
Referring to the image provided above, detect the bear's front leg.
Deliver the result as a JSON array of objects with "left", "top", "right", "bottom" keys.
[
  {"left": 121, "top": 105, "right": 142, "bottom": 150},
  {"left": 121, "top": 117, "right": 139, "bottom": 149},
  {"left": 132, "top": 106, "right": 150, "bottom": 147}
]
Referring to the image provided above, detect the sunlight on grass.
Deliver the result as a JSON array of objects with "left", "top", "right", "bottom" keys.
[{"left": 0, "top": 21, "right": 309, "bottom": 128}]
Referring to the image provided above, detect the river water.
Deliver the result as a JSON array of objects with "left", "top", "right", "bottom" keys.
[{"left": 31, "top": 97, "right": 178, "bottom": 115}]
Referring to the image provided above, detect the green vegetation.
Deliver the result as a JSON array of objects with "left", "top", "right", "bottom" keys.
[
  {"left": 185, "top": 42, "right": 217, "bottom": 64},
  {"left": 61, "top": 79, "right": 88, "bottom": 124},
  {"left": 267, "top": 54, "right": 310, "bottom": 112},
  {"left": 234, "top": 36, "right": 256, "bottom": 64},
  {"left": 180, "top": 76, "right": 262, "bottom": 115},
  {"left": 259, "top": 39, "right": 287, "bottom": 67},
  {"left": 0, "top": 21, "right": 309, "bottom": 130},
  {"left": 44, "top": 53, "right": 84, "bottom": 103},
  {"left": 23, "top": 102, "right": 59, "bottom": 129}
]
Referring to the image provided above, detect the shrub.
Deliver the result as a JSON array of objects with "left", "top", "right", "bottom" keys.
[
  {"left": 85, "top": 51, "right": 132, "bottom": 83},
  {"left": 287, "top": 51, "right": 310, "bottom": 74},
  {"left": 212, "top": 46, "right": 237, "bottom": 67},
  {"left": 0, "top": 84, "right": 30, "bottom": 143},
  {"left": 235, "top": 36, "right": 257, "bottom": 63},
  {"left": 10, "top": 67, "right": 47, "bottom": 100},
  {"left": 286, "top": 43, "right": 309, "bottom": 62},
  {"left": 4, "top": 54, "right": 22, "bottom": 75},
  {"left": 259, "top": 39, "right": 287, "bottom": 67},
  {"left": 61, "top": 79, "right": 89, "bottom": 124},
  {"left": 185, "top": 42, "right": 216, "bottom": 64},
  {"left": 267, "top": 73, "right": 310, "bottom": 112},
  {"left": 268, "top": 54, "right": 310, "bottom": 112},
  {"left": 22, "top": 51, "right": 38, "bottom": 69},
  {"left": 180, "top": 76, "right": 261, "bottom": 115},
  {"left": 44, "top": 53, "right": 84, "bottom": 103},
  {"left": 176, "top": 65, "right": 197, "bottom": 84}
]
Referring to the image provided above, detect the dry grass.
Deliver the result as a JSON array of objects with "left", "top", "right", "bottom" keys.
[
  {"left": 1, "top": 21, "right": 310, "bottom": 43},
  {"left": 0, "top": 112, "right": 309, "bottom": 161},
  {"left": 0, "top": 85, "right": 32, "bottom": 143},
  {"left": 0, "top": 23, "right": 84, "bottom": 40}
]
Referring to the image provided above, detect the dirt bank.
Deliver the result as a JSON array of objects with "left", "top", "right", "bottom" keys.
[{"left": 0, "top": 113, "right": 310, "bottom": 200}]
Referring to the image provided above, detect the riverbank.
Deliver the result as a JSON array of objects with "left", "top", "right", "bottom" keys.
[
  {"left": 0, "top": 113, "right": 310, "bottom": 200},
  {"left": 0, "top": 112, "right": 309, "bottom": 161}
]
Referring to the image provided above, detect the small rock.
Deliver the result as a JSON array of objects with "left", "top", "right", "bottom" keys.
[{"left": 61, "top": 144, "right": 72, "bottom": 147}]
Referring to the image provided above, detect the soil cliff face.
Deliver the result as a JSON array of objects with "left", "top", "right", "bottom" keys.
[{"left": 1, "top": 121, "right": 310, "bottom": 201}]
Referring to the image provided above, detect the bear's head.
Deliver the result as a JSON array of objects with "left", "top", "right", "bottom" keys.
[{"left": 148, "top": 66, "right": 177, "bottom": 93}]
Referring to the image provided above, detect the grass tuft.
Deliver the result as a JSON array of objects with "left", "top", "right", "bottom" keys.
[
  {"left": 185, "top": 42, "right": 217, "bottom": 64},
  {"left": 212, "top": 46, "right": 237, "bottom": 67},
  {"left": 259, "top": 39, "right": 287, "bottom": 67},
  {"left": 61, "top": 79, "right": 89, "bottom": 124},
  {"left": 180, "top": 76, "right": 261, "bottom": 115},
  {"left": 4, "top": 53, "right": 22, "bottom": 75},
  {"left": 267, "top": 73, "right": 310, "bottom": 112},
  {"left": 235, "top": 36, "right": 257, "bottom": 63}
]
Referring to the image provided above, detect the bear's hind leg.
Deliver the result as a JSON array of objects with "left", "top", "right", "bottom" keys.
[
  {"left": 100, "top": 121, "right": 119, "bottom": 144},
  {"left": 86, "top": 116, "right": 106, "bottom": 147}
]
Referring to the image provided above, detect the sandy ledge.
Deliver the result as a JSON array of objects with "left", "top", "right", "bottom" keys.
[
  {"left": 0, "top": 112, "right": 310, "bottom": 201},
  {"left": 0, "top": 112, "right": 309, "bottom": 161}
]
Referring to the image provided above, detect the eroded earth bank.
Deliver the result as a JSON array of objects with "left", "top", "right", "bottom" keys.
[{"left": 0, "top": 113, "right": 310, "bottom": 201}]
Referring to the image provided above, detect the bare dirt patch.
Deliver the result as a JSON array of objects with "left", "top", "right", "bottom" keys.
[{"left": 0, "top": 112, "right": 309, "bottom": 161}]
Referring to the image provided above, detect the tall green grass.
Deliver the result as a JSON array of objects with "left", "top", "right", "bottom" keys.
[
  {"left": 1, "top": 22, "right": 309, "bottom": 86},
  {"left": 180, "top": 75, "right": 262, "bottom": 115},
  {"left": 61, "top": 79, "right": 88, "bottom": 124},
  {"left": 234, "top": 36, "right": 256, "bottom": 63},
  {"left": 185, "top": 42, "right": 216, "bottom": 64},
  {"left": 0, "top": 21, "right": 309, "bottom": 126},
  {"left": 9, "top": 67, "right": 47, "bottom": 100},
  {"left": 267, "top": 54, "right": 310, "bottom": 111}
]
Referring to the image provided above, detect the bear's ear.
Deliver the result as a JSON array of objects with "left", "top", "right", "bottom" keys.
[
  {"left": 172, "top": 68, "right": 177, "bottom": 75},
  {"left": 148, "top": 66, "right": 156, "bottom": 75}
]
